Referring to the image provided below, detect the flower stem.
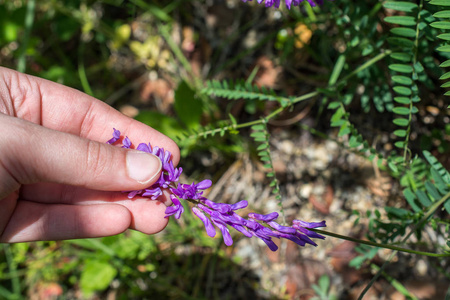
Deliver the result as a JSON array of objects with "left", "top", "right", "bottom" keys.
[
  {"left": 312, "top": 191, "right": 450, "bottom": 259},
  {"left": 309, "top": 228, "right": 449, "bottom": 258}
]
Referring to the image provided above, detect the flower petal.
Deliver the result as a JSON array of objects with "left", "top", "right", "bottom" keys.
[{"left": 192, "top": 207, "right": 216, "bottom": 237}]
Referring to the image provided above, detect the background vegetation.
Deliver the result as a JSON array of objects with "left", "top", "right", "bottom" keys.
[{"left": 0, "top": 0, "right": 449, "bottom": 299}]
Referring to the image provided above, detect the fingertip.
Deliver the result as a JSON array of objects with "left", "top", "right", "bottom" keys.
[
  {"left": 104, "top": 204, "right": 132, "bottom": 235},
  {"left": 127, "top": 198, "right": 169, "bottom": 235}
]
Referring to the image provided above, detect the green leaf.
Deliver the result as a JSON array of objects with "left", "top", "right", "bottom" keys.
[
  {"left": 385, "top": 206, "right": 410, "bottom": 218},
  {"left": 331, "top": 107, "right": 344, "bottom": 124},
  {"left": 430, "top": 168, "right": 448, "bottom": 195},
  {"left": 229, "top": 113, "right": 237, "bottom": 125},
  {"left": 384, "top": 16, "right": 416, "bottom": 26},
  {"left": 80, "top": 261, "right": 117, "bottom": 294},
  {"left": 441, "top": 81, "right": 450, "bottom": 88},
  {"left": 383, "top": 1, "right": 418, "bottom": 12},
  {"left": 430, "top": 21, "right": 450, "bottom": 30},
  {"left": 392, "top": 75, "right": 413, "bottom": 85},
  {"left": 440, "top": 71, "right": 450, "bottom": 80},
  {"left": 433, "top": 10, "right": 450, "bottom": 18},
  {"left": 339, "top": 124, "right": 351, "bottom": 137},
  {"left": 390, "top": 27, "right": 416, "bottom": 38},
  {"left": 439, "top": 59, "right": 450, "bottom": 68},
  {"left": 393, "top": 118, "right": 409, "bottom": 126},
  {"left": 258, "top": 151, "right": 269, "bottom": 157},
  {"left": 389, "top": 64, "right": 413, "bottom": 73},
  {"left": 437, "top": 45, "right": 450, "bottom": 53},
  {"left": 424, "top": 150, "right": 450, "bottom": 182},
  {"left": 425, "top": 181, "right": 441, "bottom": 201},
  {"left": 394, "top": 96, "right": 411, "bottom": 104},
  {"left": 329, "top": 55, "right": 346, "bottom": 85},
  {"left": 174, "top": 81, "right": 202, "bottom": 129},
  {"left": 388, "top": 161, "right": 399, "bottom": 173},
  {"left": 251, "top": 124, "right": 265, "bottom": 131},
  {"left": 391, "top": 52, "right": 412, "bottom": 62},
  {"left": 394, "top": 129, "right": 407, "bottom": 137},
  {"left": 395, "top": 141, "right": 405, "bottom": 148},
  {"left": 257, "top": 143, "right": 268, "bottom": 150},
  {"left": 393, "top": 107, "right": 410, "bottom": 115},
  {"left": 430, "top": 0, "right": 450, "bottom": 6},
  {"left": 416, "top": 190, "right": 432, "bottom": 207},
  {"left": 393, "top": 86, "right": 412, "bottom": 96},
  {"left": 250, "top": 131, "right": 266, "bottom": 138},
  {"left": 387, "top": 37, "right": 415, "bottom": 47},
  {"left": 437, "top": 33, "right": 450, "bottom": 40},
  {"left": 403, "top": 188, "right": 421, "bottom": 212},
  {"left": 328, "top": 101, "right": 341, "bottom": 109},
  {"left": 349, "top": 255, "right": 366, "bottom": 269}
]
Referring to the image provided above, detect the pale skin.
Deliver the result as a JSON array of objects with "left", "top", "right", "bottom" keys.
[{"left": 0, "top": 66, "right": 180, "bottom": 243}]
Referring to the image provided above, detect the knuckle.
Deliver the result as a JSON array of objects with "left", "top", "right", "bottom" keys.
[{"left": 84, "top": 140, "right": 111, "bottom": 179}]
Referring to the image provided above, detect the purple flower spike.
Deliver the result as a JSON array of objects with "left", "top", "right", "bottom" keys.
[
  {"left": 192, "top": 207, "right": 216, "bottom": 237},
  {"left": 107, "top": 128, "right": 121, "bottom": 144},
  {"left": 107, "top": 128, "right": 328, "bottom": 252},
  {"left": 165, "top": 195, "right": 184, "bottom": 219}
]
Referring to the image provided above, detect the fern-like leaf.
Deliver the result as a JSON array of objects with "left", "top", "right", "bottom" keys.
[
  {"left": 428, "top": 0, "right": 450, "bottom": 96},
  {"left": 384, "top": 1, "right": 425, "bottom": 162},
  {"left": 202, "top": 79, "right": 293, "bottom": 107},
  {"left": 250, "top": 122, "right": 285, "bottom": 221}
]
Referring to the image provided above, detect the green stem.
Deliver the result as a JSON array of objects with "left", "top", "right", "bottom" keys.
[
  {"left": 4, "top": 245, "right": 21, "bottom": 296},
  {"left": 310, "top": 228, "right": 449, "bottom": 258},
  {"left": 17, "top": 0, "right": 36, "bottom": 73},
  {"left": 78, "top": 41, "right": 94, "bottom": 96},
  {"left": 337, "top": 50, "right": 391, "bottom": 86}
]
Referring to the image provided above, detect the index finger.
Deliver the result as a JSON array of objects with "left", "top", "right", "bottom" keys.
[{"left": 0, "top": 67, "right": 180, "bottom": 165}]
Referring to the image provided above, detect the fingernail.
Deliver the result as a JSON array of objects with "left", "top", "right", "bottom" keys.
[{"left": 126, "top": 151, "right": 162, "bottom": 184}]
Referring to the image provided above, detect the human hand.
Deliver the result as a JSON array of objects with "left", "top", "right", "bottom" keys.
[{"left": 0, "top": 66, "right": 180, "bottom": 243}]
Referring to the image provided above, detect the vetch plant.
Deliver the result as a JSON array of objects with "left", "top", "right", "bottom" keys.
[
  {"left": 107, "top": 129, "right": 449, "bottom": 260},
  {"left": 108, "top": 128, "right": 327, "bottom": 252}
]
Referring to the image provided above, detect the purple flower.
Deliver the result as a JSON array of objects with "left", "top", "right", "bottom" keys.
[
  {"left": 107, "top": 128, "right": 121, "bottom": 144},
  {"left": 267, "top": 221, "right": 297, "bottom": 234},
  {"left": 170, "top": 179, "right": 211, "bottom": 200},
  {"left": 122, "top": 137, "right": 132, "bottom": 148},
  {"left": 142, "top": 187, "right": 163, "bottom": 200},
  {"left": 248, "top": 212, "right": 279, "bottom": 222},
  {"left": 192, "top": 207, "right": 216, "bottom": 237},
  {"left": 211, "top": 216, "right": 233, "bottom": 246},
  {"left": 292, "top": 219, "right": 326, "bottom": 240},
  {"left": 165, "top": 195, "right": 184, "bottom": 219}
]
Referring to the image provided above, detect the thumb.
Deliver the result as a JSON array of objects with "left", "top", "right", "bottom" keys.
[{"left": 0, "top": 114, "right": 162, "bottom": 196}]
